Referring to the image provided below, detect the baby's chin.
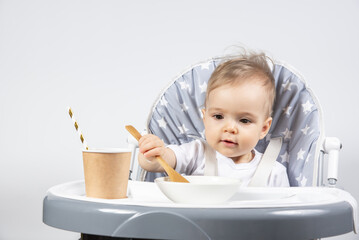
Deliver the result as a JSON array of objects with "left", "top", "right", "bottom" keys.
[
  {"left": 215, "top": 149, "right": 239, "bottom": 159},
  {"left": 216, "top": 149, "right": 254, "bottom": 163}
]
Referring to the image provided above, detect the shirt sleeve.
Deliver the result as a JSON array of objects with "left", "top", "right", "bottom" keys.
[
  {"left": 167, "top": 139, "right": 205, "bottom": 175},
  {"left": 268, "top": 162, "right": 290, "bottom": 187}
]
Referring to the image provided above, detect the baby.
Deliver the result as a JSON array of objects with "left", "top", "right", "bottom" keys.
[{"left": 138, "top": 51, "right": 289, "bottom": 187}]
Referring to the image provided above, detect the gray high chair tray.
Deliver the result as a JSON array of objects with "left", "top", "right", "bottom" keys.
[{"left": 43, "top": 180, "right": 357, "bottom": 240}]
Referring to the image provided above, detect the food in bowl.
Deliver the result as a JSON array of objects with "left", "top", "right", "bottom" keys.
[{"left": 155, "top": 175, "right": 241, "bottom": 204}]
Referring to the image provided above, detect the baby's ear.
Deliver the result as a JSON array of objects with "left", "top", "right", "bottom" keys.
[
  {"left": 201, "top": 108, "right": 206, "bottom": 119},
  {"left": 260, "top": 117, "right": 272, "bottom": 139}
]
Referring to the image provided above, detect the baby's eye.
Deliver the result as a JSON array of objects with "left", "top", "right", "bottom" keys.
[
  {"left": 213, "top": 114, "right": 224, "bottom": 120},
  {"left": 240, "top": 119, "right": 251, "bottom": 124}
]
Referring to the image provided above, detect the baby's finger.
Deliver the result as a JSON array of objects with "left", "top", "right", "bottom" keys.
[
  {"left": 138, "top": 134, "right": 158, "bottom": 146},
  {"left": 139, "top": 139, "right": 157, "bottom": 153},
  {"left": 143, "top": 147, "right": 162, "bottom": 158},
  {"left": 138, "top": 134, "right": 149, "bottom": 145},
  {"left": 139, "top": 136, "right": 163, "bottom": 151}
]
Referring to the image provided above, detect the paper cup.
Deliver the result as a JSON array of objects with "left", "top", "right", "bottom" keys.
[{"left": 82, "top": 148, "right": 131, "bottom": 199}]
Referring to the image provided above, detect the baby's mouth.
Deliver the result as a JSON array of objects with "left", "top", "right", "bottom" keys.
[{"left": 221, "top": 139, "right": 238, "bottom": 146}]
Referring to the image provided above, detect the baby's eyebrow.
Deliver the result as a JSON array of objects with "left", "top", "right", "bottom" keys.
[
  {"left": 207, "top": 108, "right": 257, "bottom": 118},
  {"left": 207, "top": 107, "right": 224, "bottom": 112},
  {"left": 239, "top": 112, "right": 256, "bottom": 118}
]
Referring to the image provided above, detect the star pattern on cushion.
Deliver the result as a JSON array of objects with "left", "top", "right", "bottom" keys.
[
  {"left": 157, "top": 117, "right": 167, "bottom": 129},
  {"left": 302, "top": 100, "right": 314, "bottom": 114},
  {"left": 283, "top": 105, "right": 292, "bottom": 117},
  {"left": 282, "top": 81, "right": 296, "bottom": 91},
  {"left": 178, "top": 124, "right": 189, "bottom": 135}
]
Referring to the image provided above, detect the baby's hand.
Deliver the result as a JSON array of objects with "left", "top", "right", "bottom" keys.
[{"left": 138, "top": 134, "right": 166, "bottom": 161}]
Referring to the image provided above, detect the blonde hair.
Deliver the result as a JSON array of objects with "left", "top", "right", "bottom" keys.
[{"left": 205, "top": 51, "right": 275, "bottom": 117}]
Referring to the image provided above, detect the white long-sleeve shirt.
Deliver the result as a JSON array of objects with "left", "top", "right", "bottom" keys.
[{"left": 168, "top": 139, "right": 289, "bottom": 187}]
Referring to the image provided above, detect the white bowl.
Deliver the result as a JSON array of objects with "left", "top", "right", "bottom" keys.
[{"left": 155, "top": 176, "right": 241, "bottom": 205}]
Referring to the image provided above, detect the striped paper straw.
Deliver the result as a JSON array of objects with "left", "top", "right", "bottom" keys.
[{"left": 68, "top": 107, "right": 89, "bottom": 150}]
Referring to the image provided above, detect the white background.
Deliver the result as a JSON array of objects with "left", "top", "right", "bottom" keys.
[{"left": 1, "top": 0, "right": 358, "bottom": 239}]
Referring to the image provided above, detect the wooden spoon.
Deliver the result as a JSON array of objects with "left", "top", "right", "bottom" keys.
[{"left": 125, "top": 125, "right": 189, "bottom": 183}]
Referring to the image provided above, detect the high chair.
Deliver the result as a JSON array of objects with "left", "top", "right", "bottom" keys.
[{"left": 43, "top": 55, "right": 358, "bottom": 240}]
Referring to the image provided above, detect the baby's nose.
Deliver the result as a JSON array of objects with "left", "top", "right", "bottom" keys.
[{"left": 224, "top": 121, "right": 238, "bottom": 134}]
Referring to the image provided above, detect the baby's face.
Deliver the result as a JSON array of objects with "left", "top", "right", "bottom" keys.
[{"left": 202, "top": 81, "right": 272, "bottom": 163}]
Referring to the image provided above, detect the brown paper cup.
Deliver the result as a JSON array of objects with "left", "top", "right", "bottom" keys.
[{"left": 82, "top": 148, "right": 131, "bottom": 199}]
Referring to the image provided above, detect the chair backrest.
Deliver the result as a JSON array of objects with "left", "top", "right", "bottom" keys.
[{"left": 145, "top": 57, "right": 324, "bottom": 186}]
